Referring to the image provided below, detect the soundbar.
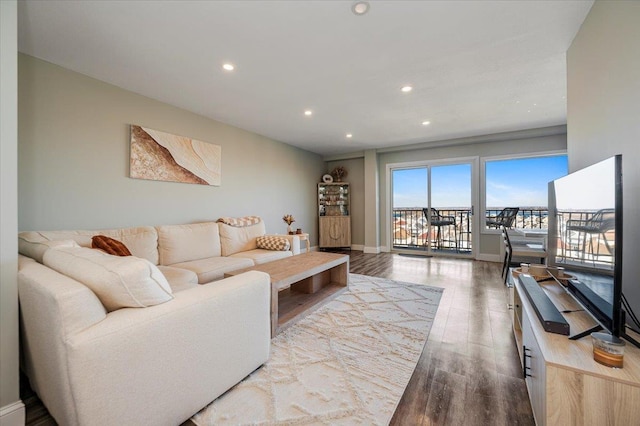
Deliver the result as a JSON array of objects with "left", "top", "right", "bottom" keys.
[{"left": 519, "top": 275, "right": 570, "bottom": 335}]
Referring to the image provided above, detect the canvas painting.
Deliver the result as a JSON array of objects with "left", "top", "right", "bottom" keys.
[{"left": 130, "top": 125, "right": 221, "bottom": 186}]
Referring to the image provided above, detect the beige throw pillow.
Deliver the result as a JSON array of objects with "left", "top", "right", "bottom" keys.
[
  {"left": 43, "top": 246, "right": 173, "bottom": 312},
  {"left": 256, "top": 235, "right": 291, "bottom": 251}
]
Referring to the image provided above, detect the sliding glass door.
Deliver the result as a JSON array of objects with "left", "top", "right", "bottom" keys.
[{"left": 391, "top": 160, "right": 474, "bottom": 257}]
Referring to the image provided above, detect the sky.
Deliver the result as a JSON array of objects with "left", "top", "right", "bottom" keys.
[{"left": 393, "top": 155, "right": 568, "bottom": 208}]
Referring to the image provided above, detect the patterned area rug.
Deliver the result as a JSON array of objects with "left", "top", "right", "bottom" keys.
[{"left": 191, "top": 273, "right": 443, "bottom": 425}]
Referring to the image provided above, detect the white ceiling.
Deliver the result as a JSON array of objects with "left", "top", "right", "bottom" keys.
[{"left": 17, "top": 1, "right": 593, "bottom": 157}]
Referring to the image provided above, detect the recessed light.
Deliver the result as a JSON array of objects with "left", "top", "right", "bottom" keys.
[
  {"left": 352, "top": 1, "right": 370, "bottom": 15},
  {"left": 422, "top": 121, "right": 431, "bottom": 126},
  {"left": 401, "top": 86, "right": 413, "bottom": 93},
  {"left": 222, "top": 63, "right": 235, "bottom": 71},
  {"left": 304, "top": 110, "right": 313, "bottom": 116},
  {"left": 346, "top": 133, "right": 353, "bottom": 138}
]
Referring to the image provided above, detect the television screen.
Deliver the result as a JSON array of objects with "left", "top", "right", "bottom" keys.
[{"left": 548, "top": 155, "right": 622, "bottom": 337}]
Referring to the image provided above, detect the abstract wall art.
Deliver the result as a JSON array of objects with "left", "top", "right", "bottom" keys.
[{"left": 130, "top": 125, "right": 221, "bottom": 186}]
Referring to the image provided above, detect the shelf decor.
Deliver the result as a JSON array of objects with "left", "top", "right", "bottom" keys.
[
  {"left": 330, "top": 166, "right": 348, "bottom": 182},
  {"left": 130, "top": 125, "right": 221, "bottom": 186}
]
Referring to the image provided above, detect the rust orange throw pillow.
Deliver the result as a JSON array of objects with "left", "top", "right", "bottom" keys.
[{"left": 91, "top": 235, "right": 132, "bottom": 257}]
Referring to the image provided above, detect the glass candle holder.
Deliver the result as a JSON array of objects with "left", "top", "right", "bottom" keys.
[{"left": 591, "top": 332, "right": 625, "bottom": 368}]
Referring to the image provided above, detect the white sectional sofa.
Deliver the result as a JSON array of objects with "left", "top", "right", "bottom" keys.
[{"left": 17, "top": 219, "right": 300, "bottom": 426}]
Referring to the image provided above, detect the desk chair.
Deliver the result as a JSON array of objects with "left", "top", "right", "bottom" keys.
[{"left": 423, "top": 208, "right": 458, "bottom": 251}]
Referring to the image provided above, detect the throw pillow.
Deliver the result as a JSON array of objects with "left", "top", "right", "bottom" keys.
[
  {"left": 92, "top": 235, "right": 132, "bottom": 256},
  {"left": 256, "top": 235, "right": 291, "bottom": 251},
  {"left": 43, "top": 246, "right": 173, "bottom": 312}
]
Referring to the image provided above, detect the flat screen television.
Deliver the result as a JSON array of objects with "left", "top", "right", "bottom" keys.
[{"left": 548, "top": 155, "right": 638, "bottom": 347}]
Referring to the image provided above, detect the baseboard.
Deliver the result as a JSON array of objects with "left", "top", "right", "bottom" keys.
[
  {"left": 476, "top": 253, "right": 501, "bottom": 263},
  {"left": 0, "top": 401, "right": 25, "bottom": 426},
  {"left": 362, "top": 246, "right": 380, "bottom": 254},
  {"left": 351, "top": 244, "right": 364, "bottom": 251}
]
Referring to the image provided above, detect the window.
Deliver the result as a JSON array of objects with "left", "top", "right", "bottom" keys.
[{"left": 483, "top": 154, "right": 568, "bottom": 230}]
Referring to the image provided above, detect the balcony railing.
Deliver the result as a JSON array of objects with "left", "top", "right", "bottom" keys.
[
  {"left": 392, "top": 207, "right": 612, "bottom": 266},
  {"left": 485, "top": 207, "right": 548, "bottom": 229},
  {"left": 392, "top": 208, "right": 472, "bottom": 252},
  {"left": 392, "top": 206, "right": 549, "bottom": 252}
]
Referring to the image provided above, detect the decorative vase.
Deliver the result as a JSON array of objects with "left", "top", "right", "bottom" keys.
[{"left": 287, "top": 225, "right": 293, "bottom": 235}]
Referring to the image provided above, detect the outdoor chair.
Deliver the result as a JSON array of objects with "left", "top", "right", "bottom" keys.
[
  {"left": 423, "top": 208, "right": 458, "bottom": 251},
  {"left": 487, "top": 207, "right": 519, "bottom": 229},
  {"left": 565, "top": 208, "right": 615, "bottom": 264},
  {"left": 501, "top": 225, "right": 547, "bottom": 284}
]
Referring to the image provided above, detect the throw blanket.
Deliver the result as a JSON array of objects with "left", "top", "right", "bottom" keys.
[{"left": 216, "top": 216, "right": 262, "bottom": 227}]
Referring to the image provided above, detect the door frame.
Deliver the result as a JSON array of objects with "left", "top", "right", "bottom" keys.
[{"left": 385, "top": 156, "right": 479, "bottom": 258}]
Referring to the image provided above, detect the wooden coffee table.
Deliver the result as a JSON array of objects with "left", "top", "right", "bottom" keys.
[{"left": 225, "top": 252, "right": 349, "bottom": 336}]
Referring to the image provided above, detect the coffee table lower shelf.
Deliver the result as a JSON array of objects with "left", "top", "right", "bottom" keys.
[
  {"left": 278, "top": 283, "right": 347, "bottom": 333},
  {"left": 224, "top": 252, "right": 350, "bottom": 337}
]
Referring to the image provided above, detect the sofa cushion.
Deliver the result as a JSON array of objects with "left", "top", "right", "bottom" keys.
[
  {"left": 17, "top": 238, "right": 80, "bottom": 264},
  {"left": 19, "top": 227, "right": 159, "bottom": 264},
  {"left": 169, "top": 257, "right": 254, "bottom": 283},
  {"left": 229, "top": 249, "right": 292, "bottom": 265},
  {"left": 157, "top": 265, "right": 199, "bottom": 293},
  {"left": 256, "top": 235, "right": 290, "bottom": 251},
  {"left": 218, "top": 221, "right": 266, "bottom": 257},
  {"left": 43, "top": 247, "right": 173, "bottom": 312},
  {"left": 157, "top": 222, "right": 221, "bottom": 266},
  {"left": 92, "top": 235, "right": 132, "bottom": 256}
]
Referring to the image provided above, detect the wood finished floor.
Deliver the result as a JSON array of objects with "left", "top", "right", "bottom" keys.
[{"left": 22, "top": 251, "right": 533, "bottom": 425}]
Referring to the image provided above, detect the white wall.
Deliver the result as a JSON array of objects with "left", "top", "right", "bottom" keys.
[
  {"left": 0, "top": 2, "right": 25, "bottom": 424},
  {"left": 567, "top": 0, "right": 640, "bottom": 332},
  {"left": 19, "top": 54, "right": 325, "bottom": 242}
]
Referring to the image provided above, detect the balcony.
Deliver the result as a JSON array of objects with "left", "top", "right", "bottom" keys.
[{"left": 392, "top": 207, "right": 548, "bottom": 253}]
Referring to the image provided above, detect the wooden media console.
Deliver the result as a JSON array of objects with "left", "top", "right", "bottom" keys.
[{"left": 508, "top": 271, "right": 640, "bottom": 425}]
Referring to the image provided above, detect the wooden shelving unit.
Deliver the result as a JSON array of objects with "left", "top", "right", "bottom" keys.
[{"left": 318, "top": 182, "right": 351, "bottom": 248}]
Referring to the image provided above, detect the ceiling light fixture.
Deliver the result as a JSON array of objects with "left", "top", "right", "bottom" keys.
[
  {"left": 346, "top": 133, "right": 353, "bottom": 138},
  {"left": 352, "top": 1, "right": 370, "bottom": 15},
  {"left": 422, "top": 121, "right": 431, "bottom": 126},
  {"left": 304, "top": 110, "right": 313, "bottom": 116},
  {"left": 222, "top": 63, "right": 235, "bottom": 71},
  {"left": 401, "top": 86, "right": 413, "bottom": 93}
]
